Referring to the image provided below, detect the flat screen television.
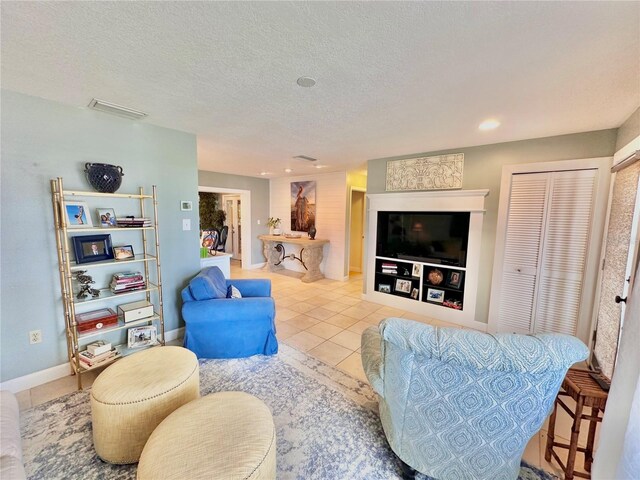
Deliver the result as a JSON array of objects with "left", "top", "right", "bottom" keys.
[{"left": 376, "top": 211, "right": 470, "bottom": 267}]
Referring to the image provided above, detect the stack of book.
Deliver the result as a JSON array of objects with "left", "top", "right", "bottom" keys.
[
  {"left": 111, "top": 272, "right": 146, "bottom": 294},
  {"left": 78, "top": 348, "right": 119, "bottom": 368},
  {"left": 116, "top": 216, "right": 151, "bottom": 228},
  {"left": 381, "top": 262, "right": 398, "bottom": 275}
]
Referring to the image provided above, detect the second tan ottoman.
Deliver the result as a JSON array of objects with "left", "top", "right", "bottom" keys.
[
  {"left": 137, "top": 391, "right": 276, "bottom": 479},
  {"left": 91, "top": 346, "right": 199, "bottom": 464}
]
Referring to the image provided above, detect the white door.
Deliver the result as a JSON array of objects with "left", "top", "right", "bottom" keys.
[
  {"left": 491, "top": 169, "right": 598, "bottom": 338},
  {"left": 222, "top": 195, "right": 241, "bottom": 259}
]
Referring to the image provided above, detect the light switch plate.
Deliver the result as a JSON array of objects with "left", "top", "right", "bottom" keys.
[{"left": 182, "top": 219, "right": 191, "bottom": 231}]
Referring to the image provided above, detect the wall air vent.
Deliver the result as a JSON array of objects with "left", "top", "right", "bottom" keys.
[
  {"left": 88, "top": 99, "right": 148, "bottom": 120},
  {"left": 293, "top": 155, "right": 317, "bottom": 162}
]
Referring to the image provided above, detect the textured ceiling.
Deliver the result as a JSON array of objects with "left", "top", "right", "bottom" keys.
[{"left": 2, "top": 2, "right": 639, "bottom": 178}]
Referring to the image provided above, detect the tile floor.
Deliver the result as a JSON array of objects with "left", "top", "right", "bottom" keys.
[{"left": 14, "top": 261, "right": 598, "bottom": 477}]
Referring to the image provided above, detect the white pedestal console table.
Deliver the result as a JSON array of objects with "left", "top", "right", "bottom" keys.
[
  {"left": 200, "top": 253, "right": 232, "bottom": 278},
  {"left": 258, "top": 235, "right": 329, "bottom": 283}
]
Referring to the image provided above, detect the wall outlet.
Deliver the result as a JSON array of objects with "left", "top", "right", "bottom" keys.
[
  {"left": 29, "top": 330, "right": 42, "bottom": 344},
  {"left": 257, "top": 219, "right": 261, "bottom": 225},
  {"left": 182, "top": 219, "right": 191, "bottom": 231}
]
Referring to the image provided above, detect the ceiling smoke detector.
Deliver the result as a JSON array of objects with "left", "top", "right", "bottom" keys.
[
  {"left": 296, "top": 76, "right": 316, "bottom": 88},
  {"left": 88, "top": 98, "right": 148, "bottom": 120},
  {"left": 293, "top": 155, "right": 317, "bottom": 162}
]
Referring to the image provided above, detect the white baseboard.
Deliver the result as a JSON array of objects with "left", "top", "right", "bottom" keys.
[{"left": 0, "top": 326, "right": 185, "bottom": 394}]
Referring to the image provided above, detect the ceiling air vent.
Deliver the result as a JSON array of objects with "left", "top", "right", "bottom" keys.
[
  {"left": 293, "top": 155, "right": 317, "bottom": 162},
  {"left": 88, "top": 99, "right": 148, "bottom": 120}
]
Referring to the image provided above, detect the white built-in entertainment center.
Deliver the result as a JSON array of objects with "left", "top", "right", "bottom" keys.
[{"left": 364, "top": 190, "right": 489, "bottom": 329}]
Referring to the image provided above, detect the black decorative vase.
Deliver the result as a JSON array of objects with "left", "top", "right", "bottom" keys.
[
  {"left": 84, "top": 163, "right": 124, "bottom": 193},
  {"left": 308, "top": 225, "right": 317, "bottom": 240}
]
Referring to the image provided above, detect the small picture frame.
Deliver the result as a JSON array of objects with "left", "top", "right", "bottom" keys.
[
  {"left": 446, "top": 270, "right": 463, "bottom": 289},
  {"left": 96, "top": 208, "right": 117, "bottom": 228},
  {"left": 113, "top": 245, "right": 135, "bottom": 261},
  {"left": 378, "top": 284, "right": 391, "bottom": 293},
  {"left": 181, "top": 201, "right": 193, "bottom": 211},
  {"left": 427, "top": 288, "right": 445, "bottom": 304},
  {"left": 410, "top": 288, "right": 419, "bottom": 300},
  {"left": 128, "top": 325, "right": 157, "bottom": 348},
  {"left": 395, "top": 278, "right": 412, "bottom": 294},
  {"left": 64, "top": 202, "right": 93, "bottom": 228},
  {"left": 72, "top": 234, "right": 113, "bottom": 264},
  {"left": 412, "top": 263, "right": 422, "bottom": 277}
]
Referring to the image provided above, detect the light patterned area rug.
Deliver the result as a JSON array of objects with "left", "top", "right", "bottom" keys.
[{"left": 22, "top": 345, "right": 557, "bottom": 479}]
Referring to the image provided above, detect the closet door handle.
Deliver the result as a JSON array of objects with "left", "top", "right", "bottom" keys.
[{"left": 615, "top": 295, "right": 627, "bottom": 304}]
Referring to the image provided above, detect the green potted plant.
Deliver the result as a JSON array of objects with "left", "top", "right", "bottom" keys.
[{"left": 267, "top": 217, "right": 282, "bottom": 236}]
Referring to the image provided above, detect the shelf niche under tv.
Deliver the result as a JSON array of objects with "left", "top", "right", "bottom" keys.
[{"left": 364, "top": 190, "right": 489, "bottom": 330}]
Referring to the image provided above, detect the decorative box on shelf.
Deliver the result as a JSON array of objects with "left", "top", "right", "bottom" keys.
[
  {"left": 75, "top": 308, "right": 118, "bottom": 333},
  {"left": 118, "top": 300, "right": 154, "bottom": 323}
]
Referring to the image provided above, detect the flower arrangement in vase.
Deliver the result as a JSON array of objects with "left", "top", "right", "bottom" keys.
[{"left": 267, "top": 217, "right": 282, "bottom": 235}]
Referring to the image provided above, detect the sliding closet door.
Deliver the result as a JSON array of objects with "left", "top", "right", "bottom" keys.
[
  {"left": 496, "top": 173, "right": 549, "bottom": 333},
  {"left": 494, "top": 169, "right": 597, "bottom": 336},
  {"left": 535, "top": 170, "right": 597, "bottom": 335}
]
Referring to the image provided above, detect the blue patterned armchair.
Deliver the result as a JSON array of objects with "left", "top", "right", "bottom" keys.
[{"left": 361, "top": 317, "right": 588, "bottom": 480}]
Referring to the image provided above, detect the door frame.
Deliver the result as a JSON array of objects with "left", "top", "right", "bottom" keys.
[
  {"left": 221, "top": 194, "right": 241, "bottom": 259},
  {"left": 198, "top": 186, "right": 251, "bottom": 269},
  {"left": 588, "top": 135, "right": 640, "bottom": 362},
  {"left": 487, "top": 157, "right": 612, "bottom": 343},
  {"left": 346, "top": 186, "right": 366, "bottom": 278}
]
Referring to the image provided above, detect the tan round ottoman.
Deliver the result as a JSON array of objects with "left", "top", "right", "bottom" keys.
[
  {"left": 137, "top": 391, "right": 276, "bottom": 480},
  {"left": 91, "top": 346, "right": 200, "bottom": 464}
]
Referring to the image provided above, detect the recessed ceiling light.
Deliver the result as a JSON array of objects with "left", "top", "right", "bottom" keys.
[
  {"left": 284, "top": 168, "right": 292, "bottom": 173},
  {"left": 297, "top": 76, "right": 316, "bottom": 88},
  {"left": 479, "top": 119, "right": 500, "bottom": 131},
  {"left": 259, "top": 172, "right": 271, "bottom": 176},
  {"left": 88, "top": 98, "right": 147, "bottom": 120},
  {"left": 315, "top": 165, "right": 326, "bottom": 169}
]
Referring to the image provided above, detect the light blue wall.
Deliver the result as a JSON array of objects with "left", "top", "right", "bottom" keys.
[
  {"left": 198, "top": 170, "right": 270, "bottom": 265},
  {"left": 367, "top": 129, "right": 618, "bottom": 324},
  {"left": 0, "top": 90, "right": 200, "bottom": 382}
]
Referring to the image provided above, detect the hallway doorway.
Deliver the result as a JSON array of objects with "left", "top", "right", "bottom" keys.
[{"left": 349, "top": 188, "right": 366, "bottom": 275}]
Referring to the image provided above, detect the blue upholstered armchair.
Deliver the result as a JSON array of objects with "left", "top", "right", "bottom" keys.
[
  {"left": 361, "top": 318, "right": 588, "bottom": 480},
  {"left": 181, "top": 267, "right": 278, "bottom": 358}
]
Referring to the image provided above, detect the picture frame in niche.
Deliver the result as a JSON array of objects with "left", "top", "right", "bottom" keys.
[
  {"left": 64, "top": 202, "right": 93, "bottom": 228},
  {"left": 395, "top": 278, "right": 412, "bottom": 294},
  {"left": 426, "top": 288, "right": 445, "bottom": 304},
  {"left": 72, "top": 234, "right": 113, "bottom": 264},
  {"left": 410, "top": 288, "right": 419, "bottom": 300},
  {"left": 412, "top": 263, "right": 422, "bottom": 277},
  {"left": 113, "top": 245, "right": 135, "bottom": 261},
  {"left": 96, "top": 208, "right": 117, "bottom": 227},
  {"left": 446, "top": 270, "right": 463, "bottom": 289},
  {"left": 128, "top": 325, "right": 157, "bottom": 348},
  {"left": 378, "top": 284, "right": 391, "bottom": 293}
]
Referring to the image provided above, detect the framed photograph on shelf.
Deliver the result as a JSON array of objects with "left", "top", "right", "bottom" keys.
[
  {"left": 72, "top": 234, "right": 113, "bottom": 264},
  {"left": 412, "top": 263, "right": 422, "bottom": 277},
  {"left": 426, "top": 288, "right": 445, "bottom": 303},
  {"left": 445, "top": 270, "right": 463, "bottom": 289},
  {"left": 113, "top": 245, "right": 135, "bottom": 261},
  {"left": 378, "top": 283, "right": 391, "bottom": 293},
  {"left": 96, "top": 208, "right": 117, "bottom": 227},
  {"left": 64, "top": 202, "right": 93, "bottom": 228},
  {"left": 128, "top": 325, "right": 157, "bottom": 348},
  {"left": 410, "top": 288, "right": 419, "bottom": 300},
  {"left": 395, "top": 279, "right": 412, "bottom": 294}
]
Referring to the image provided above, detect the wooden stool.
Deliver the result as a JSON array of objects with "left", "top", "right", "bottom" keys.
[{"left": 544, "top": 369, "right": 608, "bottom": 480}]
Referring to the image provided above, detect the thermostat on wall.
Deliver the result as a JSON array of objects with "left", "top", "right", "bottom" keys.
[{"left": 180, "top": 200, "right": 193, "bottom": 211}]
